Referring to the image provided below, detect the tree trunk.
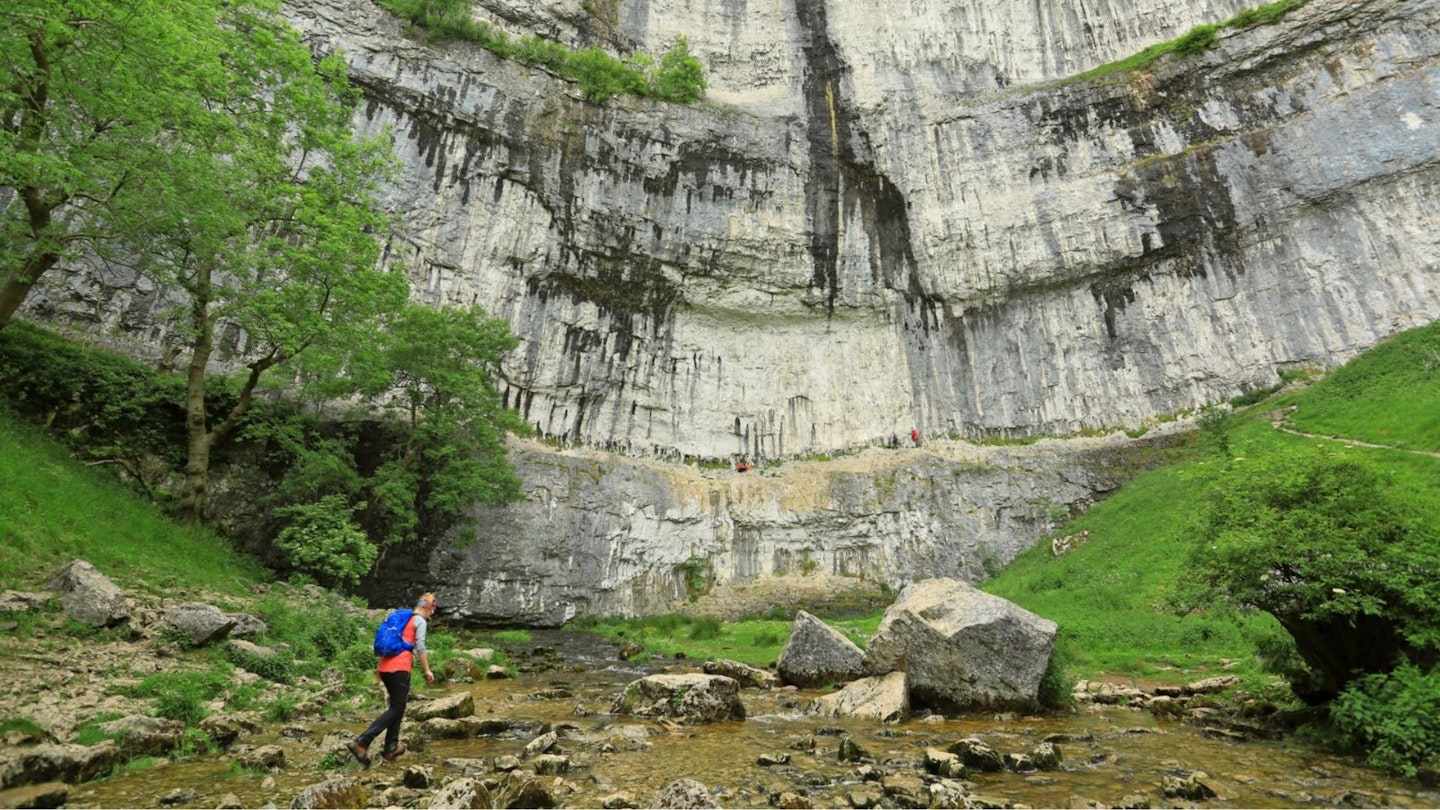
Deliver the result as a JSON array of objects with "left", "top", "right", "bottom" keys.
[
  {"left": 1, "top": 32, "right": 60, "bottom": 330},
  {"left": 181, "top": 276, "right": 216, "bottom": 522},
  {"left": 0, "top": 184, "right": 63, "bottom": 329},
  {"left": 0, "top": 250, "right": 59, "bottom": 328}
]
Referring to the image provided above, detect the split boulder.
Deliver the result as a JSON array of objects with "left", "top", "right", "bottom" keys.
[
  {"left": 864, "top": 578, "right": 1057, "bottom": 712},
  {"left": 808, "top": 671, "right": 909, "bottom": 723}
]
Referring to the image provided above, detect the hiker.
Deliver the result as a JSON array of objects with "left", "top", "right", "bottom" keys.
[
  {"left": 348, "top": 592, "right": 437, "bottom": 767},
  {"left": 910, "top": 427, "right": 921, "bottom": 446},
  {"left": 736, "top": 456, "right": 750, "bottom": 473}
]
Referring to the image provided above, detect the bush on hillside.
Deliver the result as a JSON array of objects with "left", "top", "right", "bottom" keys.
[
  {"left": 273, "top": 495, "right": 378, "bottom": 588},
  {"left": 375, "top": 0, "right": 705, "bottom": 104},
  {"left": 1184, "top": 443, "right": 1440, "bottom": 703}
]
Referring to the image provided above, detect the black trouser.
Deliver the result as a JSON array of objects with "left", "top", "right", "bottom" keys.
[{"left": 357, "top": 670, "right": 411, "bottom": 752}]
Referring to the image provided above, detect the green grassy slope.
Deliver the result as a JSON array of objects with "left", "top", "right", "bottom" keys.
[
  {"left": 1282, "top": 323, "right": 1440, "bottom": 452},
  {"left": 0, "top": 407, "right": 268, "bottom": 594},
  {"left": 984, "top": 319, "right": 1440, "bottom": 685}
]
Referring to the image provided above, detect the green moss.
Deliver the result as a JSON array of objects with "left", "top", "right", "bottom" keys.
[
  {"left": 1070, "top": 0, "right": 1310, "bottom": 83},
  {"left": 373, "top": 0, "right": 705, "bottom": 104}
]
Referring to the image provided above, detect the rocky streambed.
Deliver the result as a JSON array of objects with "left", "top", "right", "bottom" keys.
[
  {"left": 3, "top": 635, "right": 1436, "bottom": 809},
  {"left": 2, "top": 566, "right": 1437, "bottom": 809}
]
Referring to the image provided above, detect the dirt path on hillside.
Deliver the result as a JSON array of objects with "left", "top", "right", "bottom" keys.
[{"left": 1269, "top": 408, "right": 1440, "bottom": 459}]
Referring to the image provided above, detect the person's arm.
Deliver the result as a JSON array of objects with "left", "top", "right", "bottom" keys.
[{"left": 413, "top": 616, "right": 435, "bottom": 683}]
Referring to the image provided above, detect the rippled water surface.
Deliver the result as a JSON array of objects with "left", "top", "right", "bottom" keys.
[{"left": 70, "top": 633, "right": 1438, "bottom": 809}]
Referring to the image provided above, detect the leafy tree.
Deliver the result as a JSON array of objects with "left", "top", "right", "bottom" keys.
[
  {"left": 262, "top": 302, "right": 527, "bottom": 576},
  {"left": 1184, "top": 444, "right": 1440, "bottom": 702},
  {"left": 1, "top": 0, "right": 219, "bottom": 326},
  {"left": 110, "top": 8, "right": 406, "bottom": 520},
  {"left": 3, "top": 0, "right": 407, "bottom": 521},
  {"left": 351, "top": 302, "right": 528, "bottom": 547}
]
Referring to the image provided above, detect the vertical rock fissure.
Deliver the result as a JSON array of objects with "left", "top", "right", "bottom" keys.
[{"left": 795, "top": 0, "right": 845, "bottom": 313}]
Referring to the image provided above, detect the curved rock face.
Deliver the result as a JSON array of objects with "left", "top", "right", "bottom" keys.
[
  {"left": 34, "top": 0, "right": 1438, "bottom": 459},
  {"left": 277, "top": 0, "right": 1438, "bottom": 457}
]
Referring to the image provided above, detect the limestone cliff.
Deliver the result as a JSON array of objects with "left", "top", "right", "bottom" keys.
[
  {"left": 23, "top": 0, "right": 1440, "bottom": 621},
  {"left": 272, "top": 0, "right": 1438, "bottom": 460}
]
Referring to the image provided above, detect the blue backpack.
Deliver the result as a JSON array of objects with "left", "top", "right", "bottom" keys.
[{"left": 373, "top": 609, "right": 416, "bottom": 657}]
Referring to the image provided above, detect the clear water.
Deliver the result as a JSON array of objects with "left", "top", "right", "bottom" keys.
[{"left": 69, "top": 633, "right": 1437, "bottom": 809}]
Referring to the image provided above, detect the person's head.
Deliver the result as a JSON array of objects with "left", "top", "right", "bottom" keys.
[{"left": 416, "top": 592, "right": 438, "bottom": 617}]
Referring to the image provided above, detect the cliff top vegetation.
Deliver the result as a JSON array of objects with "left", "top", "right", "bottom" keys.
[
  {"left": 1071, "top": 0, "right": 1311, "bottom": 83},
  {"left": 374, "top": 0, "right": 706, "bottom": 104}
]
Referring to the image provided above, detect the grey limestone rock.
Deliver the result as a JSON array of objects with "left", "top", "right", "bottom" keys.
[
  {"left": 865, "top": 578, "right": 1058, "bottom": 712},
  {"left": 651, "top": 778, "right": 720, "bottom": 809},
  {"left": 612, "top": 673, "right": 745, "bottom": 724},
  {"left": 289, "top": 777, "right": 364, "bottom": 809},
  {"left": 165, "top": 603, "right": 237, "bottom": 647},
  {"left": 43, "top": 561, "right": 128, "bottom": 629},
  {"left": 777, "top": 611, "right": 866, "bottom": 689},
  {"left": 808, "top": 671, "right": 910, "bottom": 723},
  {"left": 0, "top": 742, "right": 121, "bottom": 791}
]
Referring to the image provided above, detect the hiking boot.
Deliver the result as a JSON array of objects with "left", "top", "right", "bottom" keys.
[
  {"left": 381, "top": 743, "right": 407, "bottom": 762},
  {"left": 346, "top": 741, "right": 371, "bottom": 768}
]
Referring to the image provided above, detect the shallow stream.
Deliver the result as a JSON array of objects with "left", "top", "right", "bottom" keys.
[{"left": 69, "top": 632, "right": 1438, "bottom": 809}]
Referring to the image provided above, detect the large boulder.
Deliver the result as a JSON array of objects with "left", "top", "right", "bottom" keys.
[
  {"left": 0, "top": 742, "right": 121, "bottom": 790},
  {"left": 164, "top": 603, "right": 237, "bottom": 647},
  {"left": 42, "top": 561, "right": 128, "bottom": 628},
  {"left": 611, "top": 674, "right": 745, "bottom": 723},
  {"left": 863, "top": 578, "right": 1057, "bottom": 712},
  {"left": 94, "top": 716, "right": 185, "bottom": 756},
  {"left": 776, "top": 611, "right": 865, "bottom": 689},
  {"left": 808, "top": 671, "right": 909, "bottom": 723}
]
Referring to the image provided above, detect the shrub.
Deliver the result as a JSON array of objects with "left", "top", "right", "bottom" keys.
[
  {"left": 1037, "top": 634, "right": 1077, "bottom": 710},
  {"left": 1184, "top": 444, "right": 1440, "bottom": 701},
  {"left": 1331, "top": 664, "right": 1440, "bottom": 777},
  {"left": 227, "top": 644, "right": 296, "bottom": 684},
  {"left": 1231, "top": 0, "right": 1308, "bottom": 27},
  {"left": 173, "top": 727, "right": 216, "bottom": 760},
  {"left": 373, "top": 0, "right": 705, "bottom": 105},
  {"left": 1172, "top": 24, "right": 1218, "bottom": 57},
  {"left": 0, "top": 717, "right": 46, "bottom": 740},
  {"left": 264, "top": 693, "right": 300, "bottom": 723},
  {"left": 273, "top": 495, "right": 377, "bottom": 589},
  {"left": 0, "top": 322, "right": 188, "bottom": 495},
  {"left": 653, "top": 36, "right": 706, "bottom": 103},
  {"left": 687, "top": 617, "right": 722, "bottom": 641}
]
